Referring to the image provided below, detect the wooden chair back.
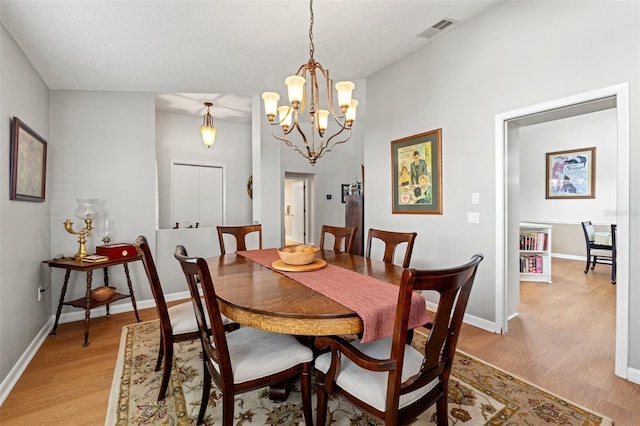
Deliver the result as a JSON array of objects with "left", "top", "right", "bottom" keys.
[
  {"left": 315, "top": 253, "right": 483, "bottom": 425},
  {"left": 611, "top": 224, "right": 617, "bottom": 284},
  {"left": 174, "top": 246, "right": 235, "bottom": 402},
  {"left": 365, "top": 228, "right": 417, "bottom": 268},
  {"left": 319, "top": 225, "right": 356, "bottom": 252},
  {"left": 581, "top": 221, "right": 614, "bottom": 276},
  {"left": 217, "top": 224, "right": 262, "bottom": 254},
  {"left": 136, "top": 236, "right": 200, "bottom": 400},
  {"left": 174, "top": 246, "right": 314, "bottom": 426}
]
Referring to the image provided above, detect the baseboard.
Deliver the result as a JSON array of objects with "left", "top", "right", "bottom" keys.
[
  {"left": 0, "top": 292, "right": 171, "bottom": 406},
  {"left": 0, "top": 316, "right": 54, "bottom": 406},
  {"left": 551, "top": 253, "right": 584, "bottom": 261},
  {"left": 426, "top": 301, "right": 500, "bottom": 333},
  {"left": 54, "top": 291, "right": 190, "bottom": 324},
  {"left": 628, "top": 366, "right": 640, "bottom": 385}
]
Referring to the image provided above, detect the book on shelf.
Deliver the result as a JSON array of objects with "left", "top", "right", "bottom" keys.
[
  {"left": 519, "top": 254, "right": 543, "bottom": 274},
  {"left": 82, "top": 254, "right": 109, "bottom": 263},
  {"left": 519, "top": 232, "right": 548, "bottom": 251}
]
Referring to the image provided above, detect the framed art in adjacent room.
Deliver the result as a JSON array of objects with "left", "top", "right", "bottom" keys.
[
  {"left": 391, "top": 128, "right": 442, "bottom": 214},
  {"left": 10, "top": 117, "right": 47, "bottom": 202},
  {"left": 341, "top": 184, "right": 350, "bottom": 203},
  {"left": 545, "top": 147, "right": 595, "bottom": 199}
]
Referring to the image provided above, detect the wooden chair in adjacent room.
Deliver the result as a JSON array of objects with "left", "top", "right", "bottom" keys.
[
  {"left": 216, "top": 224, "right": 263, "bottom": 254},
  {"left": 580, "top": 221, "right": 614, "bottom": 280},
  {"left": 314, "top": 254, "right": 484, "bottom": 426},
  {"left": 611, "top": 223, "right": 617, "bottom": 284},
  {"left": 135, "top": 236, "right": 237, "bottom": 401},
  {"left": 319, "top": 225, "right": 356, "bottom": 252},
  {"left": 365, "top": 228, "right": 417, "bottom": 268},
  {"left": 174, "top": 247, "right": 314, "bottom": 426}
]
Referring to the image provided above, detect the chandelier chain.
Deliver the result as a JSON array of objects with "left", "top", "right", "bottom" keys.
[{"left": 308, "top": 0, "right": 314, "bottom": 60}]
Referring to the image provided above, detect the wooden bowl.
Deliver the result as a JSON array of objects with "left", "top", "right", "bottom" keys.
[
  {"left": 277, "top": 244, "right": 320, "bottom": 266},
  {"left": 91, "top": 286, "right": 115, "bottom": 302}
]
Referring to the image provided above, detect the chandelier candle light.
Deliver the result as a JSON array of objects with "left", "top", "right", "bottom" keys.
[
  {"left": 200, "top": 102, "right": 217, "bottom": 148},
  {"left": 64, "top": 198, "right": 98, "bottom": 259},
  {"left": 261, "top": 0, "right": 358, "bottom": 166}
]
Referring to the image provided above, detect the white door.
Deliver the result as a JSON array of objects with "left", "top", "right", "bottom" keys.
[{"left": 291, "top": 180, "right": 305, "bottom": 243}]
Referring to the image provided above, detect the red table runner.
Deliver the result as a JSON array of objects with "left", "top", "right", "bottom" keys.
[{"left": 237, "top": 249, "right": 429, "bottom": 343}]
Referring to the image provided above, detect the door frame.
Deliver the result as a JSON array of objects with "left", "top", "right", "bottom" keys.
[
  {"left": 283, "top": 172, "right": 316, "bottom": 245},
  {"left": 495, "top": 83, "right": 629, "bottom": 378}
]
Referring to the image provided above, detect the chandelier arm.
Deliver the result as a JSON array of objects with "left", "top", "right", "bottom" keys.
[
  {"left": 267, "top": 126, "right": 312, "bottom": 161},
  {"left": 292, "top": 118, "right": 315, "bottom": 158},
  {"left": 317, "top": 64, "right": 339, "bottom": 116},
  {"left": 316, "top": 129, "right": 353, "bottom": 159}
]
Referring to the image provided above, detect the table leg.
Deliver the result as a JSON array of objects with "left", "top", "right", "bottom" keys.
[
  {"left": 269, "top": 380, "right": 291, "bottom": 401},
  {"left": 83, "top": 270, "right": 93, "bottom": 347},
  {"left": 50, "top": 268, "right": 71, "bottom": 336},
  {"left": 123, "top": 262, "right": 141, "bottom": 322},
  {"left": 103, "top": 267, "right": 111, "bottom": 317}
]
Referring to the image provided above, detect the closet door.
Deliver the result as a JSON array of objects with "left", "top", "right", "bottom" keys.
[{"left": 172, "top": 163, "right": 223, "bottom": 228}]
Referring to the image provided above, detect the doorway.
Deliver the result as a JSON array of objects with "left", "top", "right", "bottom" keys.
[
  {"left": 496, "top": 83, "right": 630, "bottom": 378},
  {"left": 284, "top": 172, "right": 316, "bottom": 245}
]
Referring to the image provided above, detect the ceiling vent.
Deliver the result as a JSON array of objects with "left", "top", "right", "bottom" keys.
[{"left": 418, "top": 18, "right": 458, "bottom": 39}]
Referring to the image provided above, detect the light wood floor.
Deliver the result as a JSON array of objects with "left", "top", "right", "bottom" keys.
[{"left": 1, "top": 258, "right": 638, "bottom": 424}]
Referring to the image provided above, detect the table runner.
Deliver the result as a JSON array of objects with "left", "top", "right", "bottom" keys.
[{"left": 237, "top": 249, "right": 429, "bottom": 343}]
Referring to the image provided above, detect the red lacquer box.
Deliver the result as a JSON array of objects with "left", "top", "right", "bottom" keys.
[{"left": 96, "top": 243, "right": 137, "bottom": 260}]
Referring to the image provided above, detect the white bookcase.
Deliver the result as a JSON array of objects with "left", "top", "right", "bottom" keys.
[{"left": 519, "top": 222, "right": 552, "bottom": 283}]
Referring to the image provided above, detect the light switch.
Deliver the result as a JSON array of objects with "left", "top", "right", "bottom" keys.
[
  {"left": 467, "top": 212, "right": 480, "bottom": 224},
  {"left": 472, "top": 193, "right": 480, "bottom": 205}
]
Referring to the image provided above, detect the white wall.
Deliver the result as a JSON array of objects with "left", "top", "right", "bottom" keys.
[
  {"left": 519, "top": 108, "right": 617, "bottom": 224},
  {"left": 0, "top": 24, "right": 51, "bottom": 386},
  {"left": 155, "top": 110, "right": 252, "bottom": 229},
  {"left": 364, "top": 1, "right": 639, "bottom": 365}
]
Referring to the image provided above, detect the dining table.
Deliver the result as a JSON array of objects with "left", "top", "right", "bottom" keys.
[
  {"left": 204, "top": 248, "right": 429, "bottom": 340},
  {"left": 202, "top": 248, "right": 430, "bottom": 400}
]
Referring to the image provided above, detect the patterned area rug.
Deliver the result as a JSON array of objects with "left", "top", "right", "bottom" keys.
[{"left": 106, "top": 321, "right": 614, "bottom": 425}]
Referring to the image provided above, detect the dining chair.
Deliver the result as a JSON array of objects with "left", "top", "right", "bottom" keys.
[
  {"left": 365, "top": 228, "right": 417, "bottom": 268},
  {"left": 319, "top": 225, "right": 356, "bottom": 252},
  {"left": 611, "top": 223, "right": 617, "bottom": 284},
  {"left": 580, "top": 221, "right": 614, "bottom": 276},
  {"left": 135, "top": 236, "right": 238, "bottom": 401},
  {"left": 174, "top": 246, "right": 314, "bottom": 426},
  {"left": 315, "top": 254, "right": 483, "bottom": 426},
  {"left": 217, "top": 224, "right": 263, "bottom": 254}
]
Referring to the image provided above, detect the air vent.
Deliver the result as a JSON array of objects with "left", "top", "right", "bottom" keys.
[{"left": 417, "top": 18, "right": 458, "bottom": 39}]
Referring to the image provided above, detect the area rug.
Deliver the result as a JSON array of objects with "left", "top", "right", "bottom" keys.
[{"left": 106, "top": 320, "right": 614, "bottom": 425}]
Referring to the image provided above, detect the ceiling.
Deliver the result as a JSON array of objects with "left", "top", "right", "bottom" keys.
[{"left": 0, "top": 0, "right": 502, "bottom": 123}]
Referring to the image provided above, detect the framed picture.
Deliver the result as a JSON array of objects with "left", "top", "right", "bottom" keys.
[
  {"left": 10, "top": 117, "right": 47, "bottom": 202},
  {"left": 341, "top": 184, "right": 350, "bottom": 203},
  {"left": 391, "top": 129, "right": 442, "bottom": 214},
  {"left": 545, "top": 147, "right": 595, "bottom": 199}
]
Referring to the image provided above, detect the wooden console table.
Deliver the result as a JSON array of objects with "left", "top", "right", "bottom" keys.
[{"left": 43, "top": 255, "right": 142, "bottom": 346}]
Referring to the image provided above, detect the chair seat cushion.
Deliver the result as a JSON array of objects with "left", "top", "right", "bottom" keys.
[
  {"left": 226, "top": 327, "right": 314, "bottom": 383},
  {"left": 168, "top": 300, "right": 233, "bottom": 334},
  {"left": 590, "top": 248, "right": 613, "bottom": 257},
  {"left": 315, "top": 336, "right": 438, "bottom": 412}
]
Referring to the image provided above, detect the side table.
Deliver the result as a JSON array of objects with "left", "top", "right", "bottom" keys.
[{"left": 43, "top": 255, "right": 142, "bottom": 346}]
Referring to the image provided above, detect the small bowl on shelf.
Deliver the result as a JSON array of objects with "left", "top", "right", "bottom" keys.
[
  {"left": 277, "top": 244, "right": 320, "bottom": 266},
  {"left": 91, "top": 286, "right": 115, "bottom": 302}
]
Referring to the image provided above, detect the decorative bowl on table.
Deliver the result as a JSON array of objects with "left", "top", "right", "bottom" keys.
[
  {"left": 277, "top": 244, "right": 320, "bottom": 266},
  {"left": 91, "top": 286, "right": 115, "bottom": 302}
]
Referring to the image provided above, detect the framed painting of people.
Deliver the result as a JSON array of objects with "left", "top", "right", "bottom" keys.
[
  {"left": 391, "top": 129, "right": 442, "bottom": 214},
  {"left": 10, "top": 117, "right": 47, "bottom": 202},
  {"left": 546, "top": 147, "right": 595, "bottom": 199}
]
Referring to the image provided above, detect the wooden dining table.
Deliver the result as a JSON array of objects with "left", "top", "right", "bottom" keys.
[{"left": 204, "top": 249, "right": 409, "bottom": 338}]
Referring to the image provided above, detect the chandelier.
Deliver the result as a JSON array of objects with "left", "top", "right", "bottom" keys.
[
  {"left": 200, "top": 102, "right": 217, "bottom": 148},
  {"left": 261, "top": 0, "right": 358, "bottom": 166}
]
